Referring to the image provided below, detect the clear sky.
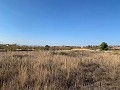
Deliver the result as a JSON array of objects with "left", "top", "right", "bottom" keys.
[{"left": 0, "top": 0, "right": 120, "bottom": 46}]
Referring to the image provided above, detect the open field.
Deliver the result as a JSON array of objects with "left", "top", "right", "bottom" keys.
[{"left": 0, "top": 50, "right": 120, "bottom": 90}]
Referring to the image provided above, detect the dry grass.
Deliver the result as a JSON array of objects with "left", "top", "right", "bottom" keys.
[{"left": 0, "top": 50, "right": 120, "bottom": 90}]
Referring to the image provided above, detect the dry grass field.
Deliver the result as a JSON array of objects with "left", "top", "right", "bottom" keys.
[{"left": 0, "top": 50, "right": 120, "bottom": 90}]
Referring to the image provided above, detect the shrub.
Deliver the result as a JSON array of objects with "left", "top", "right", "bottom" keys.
[
  {"left": 99, "top": 42, "right": 108, "bottom": 51},
  {"left": 45, "top": 45, "right": 50, "bottom": 50}
]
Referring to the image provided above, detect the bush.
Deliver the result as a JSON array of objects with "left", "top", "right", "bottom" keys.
[
  {"left": 99, "top": 42, "right": 108, "bottom": 51},
  {"left": 45, "top": 45, "right": 50, "bottom": 50}
]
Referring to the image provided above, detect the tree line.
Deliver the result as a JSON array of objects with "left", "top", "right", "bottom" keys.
[{"left": 0, "top": 42, "right": 109, "bottom": 52}]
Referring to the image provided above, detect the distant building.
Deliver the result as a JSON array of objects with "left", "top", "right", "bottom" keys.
[{"left": 6, "top": 44, "right": 10, "bottom": 47}]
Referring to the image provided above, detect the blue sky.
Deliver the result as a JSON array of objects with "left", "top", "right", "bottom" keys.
[{"left": 0, "top": 0, "right": 120, "bottom": 46}]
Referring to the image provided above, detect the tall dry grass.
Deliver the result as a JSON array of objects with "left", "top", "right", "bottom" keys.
[{"left": 0, "top": 50, "right": 120, "bottom": 90}]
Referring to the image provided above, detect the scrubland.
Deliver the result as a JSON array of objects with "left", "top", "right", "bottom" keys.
[{"left": 0, "top": 50, "right": 120, "bottom": 90}]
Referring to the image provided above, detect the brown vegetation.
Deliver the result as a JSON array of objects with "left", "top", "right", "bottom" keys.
[{"left": 0, "top": 50, "right": 120, "bottom": 90}]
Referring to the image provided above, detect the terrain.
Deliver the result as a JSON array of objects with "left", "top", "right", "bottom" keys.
[{"left": 0, "top": 50, "right": 120, "bottom": 90}]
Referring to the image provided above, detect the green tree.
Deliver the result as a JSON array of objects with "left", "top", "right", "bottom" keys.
[{"left": 99, "top": 42, "right": 108, "bottom": 51}]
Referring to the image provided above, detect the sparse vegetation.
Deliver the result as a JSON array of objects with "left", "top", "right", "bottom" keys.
[{"left": 0, "top": 50, "right": 120, "bottom": 90}]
